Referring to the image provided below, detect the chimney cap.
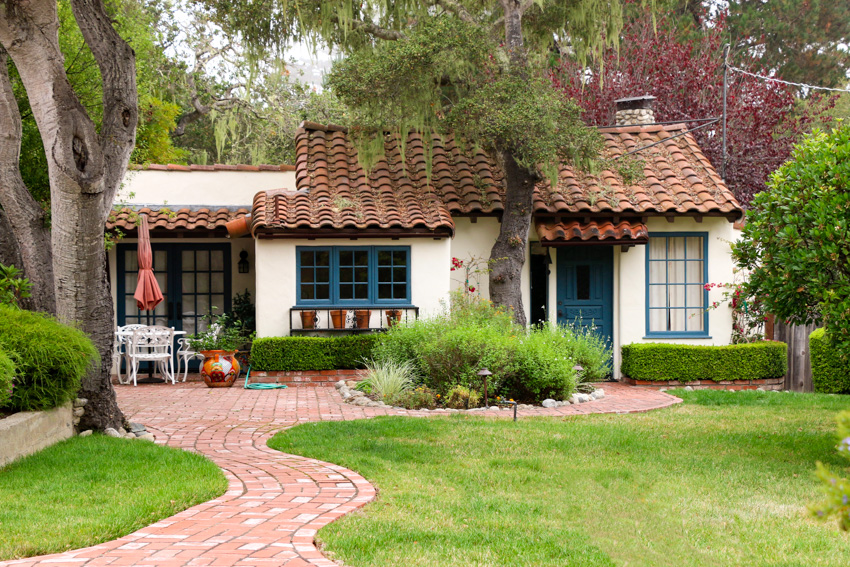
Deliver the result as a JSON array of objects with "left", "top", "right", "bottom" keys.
[{"left": 615, "top": 95, "right": 656, "bottom": 110}]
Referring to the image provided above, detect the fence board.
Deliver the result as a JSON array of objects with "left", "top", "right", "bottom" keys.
[{"left": 774, "top": 321, "right": 817, "bottom": 392}]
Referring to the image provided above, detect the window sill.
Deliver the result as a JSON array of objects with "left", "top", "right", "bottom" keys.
[{"left": 642, "top": 334, "right": 712, "bottom": 340}]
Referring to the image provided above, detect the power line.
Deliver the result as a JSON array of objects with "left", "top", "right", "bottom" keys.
[{"left": 728, "top": 66, "right": 850, "bottom": 94}]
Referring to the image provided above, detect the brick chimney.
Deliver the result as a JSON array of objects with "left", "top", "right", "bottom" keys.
[{"left": 615, "top": 95, "right": 656, "bottom": 126}]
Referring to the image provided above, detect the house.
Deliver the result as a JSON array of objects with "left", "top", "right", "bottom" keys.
[{"left": 109, "top": 97, "right": 743, "bottom": 377}]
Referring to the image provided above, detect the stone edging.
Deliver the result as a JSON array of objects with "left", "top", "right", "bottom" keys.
[
  {"left": 0, "top": 402, "right": 73, "bottom": 467},
  {"left": 622, "top": 376, "right": 785, "bottom": 391}
]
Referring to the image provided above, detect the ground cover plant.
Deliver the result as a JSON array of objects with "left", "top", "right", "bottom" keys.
[
  {"left": 372, "top": 293, "right": 610, "bottom": 405},
  {"left": 0, "top": 435, "right": 226, "bottom": 560},
  {"left": 270, "top": 390, "right": 850, "bottom": 566}
]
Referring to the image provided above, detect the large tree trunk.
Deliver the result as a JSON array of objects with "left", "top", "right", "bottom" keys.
[
  {"left": 488, "top": 0, "right": 537, "bottom": 325},
  {"left": 0, "top": 0, "right": 138, "bottom": 430},
  {"left": 0, "top": 47, "right": 55, "bottom": 313}
]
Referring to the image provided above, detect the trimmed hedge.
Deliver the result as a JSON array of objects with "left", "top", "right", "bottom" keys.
[
  {"left": 0, "top": 305, "right": 98, "bottom": 411},
  {"left": 0, "top": 350, "right": 15, "bottom": 407},
  {"left": 809, "top": 328, "right": 850, "bottom": 394},
  {"left": 621, "top": 341, "right": 787, "bottom": 382},
  {"left": 250, "top": 335, "right": 378, "bottom": 371}
]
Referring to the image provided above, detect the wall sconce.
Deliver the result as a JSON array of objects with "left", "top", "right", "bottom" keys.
[{"left": 238, "top": 250, "right": 250, "bottom": 274}]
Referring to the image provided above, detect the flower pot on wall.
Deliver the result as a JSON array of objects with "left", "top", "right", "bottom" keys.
[
  {"left": 386, "top": 309, "right": 402, "bottom": 327},
  {"left": 200, "top": 350, "right": 240, "bottom": 388},
  {"left": 300, "top": 310, "right": 318, "bottom": 329},
  {"left": 330, "top": 309, "right": 347, "bottom": 329},
  {"left": 354, "top": 309, "right": 372, "bottom": 329}
]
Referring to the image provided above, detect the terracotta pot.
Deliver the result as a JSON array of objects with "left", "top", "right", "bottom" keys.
[
  {"left": 200, "top": 350, "right": 241, "bottom": 388},
  {"left": 300, "top": 310, "right": 318, "bottom": 329},
  {"left": 330, "top": 309, "right": 347, "bottom": 329},
  {"left": 354, "top": 309, "right": 372, "bottom": 329},
  {"left": 386, "top": 309, "right": 402, "bottom": 327}
]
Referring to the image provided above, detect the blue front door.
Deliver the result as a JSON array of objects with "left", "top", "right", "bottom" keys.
[{"left": 556, "top": 247, "right": 614, "bottom": 346}]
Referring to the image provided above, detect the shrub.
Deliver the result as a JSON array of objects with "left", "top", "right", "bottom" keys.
[
  {"left": 250, "top": 335, "right": 379, "bottom": 371},
  {"left": 444, "top": 385, "right": 481, "bottom": 409},
  {"left": 0, "top": 350, "right": 15, "bottom": 407},
  {"left": 360, "top": 359, "right": 414, "bottom": 402},
  {"left": 389, "top": 385, "right": 438, "bottom": 410},
  {"left": 811, "top": 411, "right": 850, "bottom": 531},
  {"left": 501, "top": 329, "right": 577, "bottom": 401},
  {"left": 620, "top": 341, "right": 787, "bottom": 382},
  {"left": 810, "top": 329, "right": 850, "bottom": 394},
  {"left": 0, "top": 305, "right": 97, "bottom": 411}
]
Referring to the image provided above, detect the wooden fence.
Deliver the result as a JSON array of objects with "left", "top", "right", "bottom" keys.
[{"left": 772, "top": 320, "right": 818, "bottom": 392}]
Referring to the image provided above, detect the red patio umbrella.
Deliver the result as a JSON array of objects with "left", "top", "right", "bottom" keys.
[{"left": 133, "top": 214, "right": 164, "bottom": 311}]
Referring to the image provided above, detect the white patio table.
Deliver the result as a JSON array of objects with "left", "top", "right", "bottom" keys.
[{"left": 114, "top": 326, "right": 186, "bottom": 385}]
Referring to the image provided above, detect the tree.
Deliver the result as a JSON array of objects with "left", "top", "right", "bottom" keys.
[
  {"left": 203, "top": 0, "right": 629, "bottom": 325},
  {"left": 0, "top": 0, "right": 138, "bottom": 430},
  {"left": 554, "top": 12, "right": 833, "bottom": 206},
  {"left": 733, "top": 125, "right": 850, "bottom": 358}
]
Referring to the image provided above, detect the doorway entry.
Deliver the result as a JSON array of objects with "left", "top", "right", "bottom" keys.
[{"left": 556, "top": 246, "right": 613, "bottom": 346}]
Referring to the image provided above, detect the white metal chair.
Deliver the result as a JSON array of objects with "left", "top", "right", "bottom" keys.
[
  {"left": 126, "top": 326, "right": 175, "bottom": 386},
  {"left": 114, "top": 324, "right": 148, "bottom": 385},
  {"left": 175, "top": 337, "right": 203, "bottom": 382}
]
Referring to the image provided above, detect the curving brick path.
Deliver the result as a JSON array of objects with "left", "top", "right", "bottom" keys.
[{"left": 1, "top": 382, "right": 680, "bottom": 567}]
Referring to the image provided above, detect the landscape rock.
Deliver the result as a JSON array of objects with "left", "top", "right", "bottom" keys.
[
  {"left": 72, "top": 407, "right": 85, "bottom": 417},
  {"left": 569, "top": 394, "right": 581, "bottom": 405},
  {"left": 335, "top": 380, "right": 346, "bottom": 389},
  {"left": 684, "top": 386, "right": 694, "bottom": 392},
  {"left": 118, "top": 427, "right": 127, "bottom": 436},
  {"left": 756, "top": 387, "right": 765, "bottom": 392},
  {"left": 346, "top": 380, "right": 358, "bottom": 389},
  {"left": 104, "top": 428, "right": 121, "bottom": 438},
  {"left": 352, "top": 397, "right": 371, "bottom": 407},
  {"left": 128, "top": 422, "right": 146, "bottom": 433},
  {"left": 137, "top": 433, "right": 155, "bottom": 442},
  {"left": 124, "top": 432, "right": 136, "bottom": 439},
  {"left": 349, "top": 390, "right": 365, "bottom": 398},
  {"left": 541, "top": 399, "right": 558, "bottom": 408},
  {"left": 73, "top": 398, "right": 88, "bottom": 408},
  {"left": 591, "top": 389, "right": 605, "bottom": 400},
  {"left": 79, "top": 430, "right": 93, "bottom": 437}
]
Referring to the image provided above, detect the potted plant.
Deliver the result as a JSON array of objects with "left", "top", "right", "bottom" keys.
[
  {"left": 330, "top": 309, "right": 347, "bottom": 329},
  {"left": 300, "top": 310, "right": 318, "bottom": 329},
  {"left": 188, "top": 319, "right": 244, "bottom": 388},
  {"left": 354, "top": 309, "right": 372, "bottom": 329},
  {"left": 385, "top": 309, "right": 402, "bottom": 327}
]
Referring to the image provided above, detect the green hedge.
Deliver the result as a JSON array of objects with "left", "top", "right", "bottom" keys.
[
  {"left": 621, "top": 342, "right": 787, "bottom": 382},
  {"left": 0, "top": 305, "right": 97, "bottom": 411},
  {"left": 250, "top": 335, "right": 379, "bottom": 371},
  {"left": 0, "top": 350, "right": 15, "bottom": 407},
  {"left": 809, "top": 328, "right": 850, "bottom": 394}
]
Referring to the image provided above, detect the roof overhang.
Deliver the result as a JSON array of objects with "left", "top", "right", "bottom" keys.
[{"left": 536, "top": 219, "right": 649, "bottom": 246}]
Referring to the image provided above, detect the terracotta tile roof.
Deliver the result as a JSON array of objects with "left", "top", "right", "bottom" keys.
[
  {"left": 128, "top": 164, "right": 296, "bottom": 172},
  {"left": 536, "top": 219, "right": 649, "bottom": 245},
  {"left": 250, "top": 124, "right": 455, "bottom": 236},
  {"left": 107, "top": 207, "right": 249, "bottom": 232}
]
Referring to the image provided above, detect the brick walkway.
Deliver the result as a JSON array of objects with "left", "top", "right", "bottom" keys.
[{"left": 1, "top": 382, "right": 679, "bottom": 567}]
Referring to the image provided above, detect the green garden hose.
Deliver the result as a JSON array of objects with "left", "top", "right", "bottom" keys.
[{"left": 243, "top": 365, "right": 288, "bottom": 390}]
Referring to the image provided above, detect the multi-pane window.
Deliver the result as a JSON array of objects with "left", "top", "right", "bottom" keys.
[
  {"left": 646, "top": 233, "right": 708, "bottom": 335},
  {"left": 297, "top": 246, "right": 411, "bottom": 305}
]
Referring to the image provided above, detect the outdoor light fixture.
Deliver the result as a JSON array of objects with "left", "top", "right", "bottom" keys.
[
  {"left": 238, "top": 250, "right": 250, "bottom": 274},
  {"left": 477, "top": 368, "right": 492, "bottom": 407}
]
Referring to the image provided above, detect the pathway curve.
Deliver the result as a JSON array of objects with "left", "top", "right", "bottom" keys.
[{"left": 1, "top": 382, "right": 679, "bottom": 567}]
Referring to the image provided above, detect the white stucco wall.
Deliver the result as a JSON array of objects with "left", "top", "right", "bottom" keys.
[
  {"left": 450, "top": 217, "right": 531, "bottom": 314},
  {"left": 255, "top": 237, "right": 452, "bottom": 337},
  {"left": 119, "top": 169, "right": 296, "bottom": 207}
]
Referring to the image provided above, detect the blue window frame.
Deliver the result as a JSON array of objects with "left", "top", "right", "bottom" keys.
[
  {"left": 297, "top": 246, "right": 411, "bottom": 306},
  {"left": 645, "top": 232, "right": 709, "bottom": 337}
]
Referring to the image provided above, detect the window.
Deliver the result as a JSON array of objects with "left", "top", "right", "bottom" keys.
[
  {"left": 297, "top": 246, "right": 411, "bottom": 305},
  {"left": 646, "top": 233, "right": 708, "bottom": 336}
]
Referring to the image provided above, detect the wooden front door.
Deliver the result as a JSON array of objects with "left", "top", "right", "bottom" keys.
[{"left": 556, "top": 246, "right": 614, "bottom": 346}]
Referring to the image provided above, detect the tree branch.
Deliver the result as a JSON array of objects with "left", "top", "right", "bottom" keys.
[
  {"left": 340, "top": 16, "right": 406, "bottom": 41},
  {"left": 431, "top": 0, "right": 477, "bottom": 25}
]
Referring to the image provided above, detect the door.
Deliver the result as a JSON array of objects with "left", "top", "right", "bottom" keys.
[
  {"left": 556, "top": 246, "right": 613, "bottom": 345},
  {"left": 117, "top": 243, "right": 232, "bottom": 369}
]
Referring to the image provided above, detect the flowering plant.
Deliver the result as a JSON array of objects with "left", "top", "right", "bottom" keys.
[
  {"left": 450, "top": 255, "right": 493, "bottom": 294},
  {"left": 187, "top": 310, "right": 245, "bottom": 352},
  {"left": 704, "top": 271, "right": 767, "bottom": 343}
]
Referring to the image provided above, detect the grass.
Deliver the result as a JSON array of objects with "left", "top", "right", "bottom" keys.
[
  {"left": 0, "top": 435, "right": 226, "bottom": 560},
  {"left": 269, "top": 389, "right": 850, "bottom": 566}
]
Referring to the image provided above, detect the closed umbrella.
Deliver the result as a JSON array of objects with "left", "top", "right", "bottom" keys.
[{"left": 133, "top": 214, "right": 164, "bottom": 311}]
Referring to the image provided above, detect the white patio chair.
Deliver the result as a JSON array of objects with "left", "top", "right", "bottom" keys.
[
  {"left": 175, "top": 337, "right": 203, "bottom": 382},
  {"left": 126, "top": 326, "right": 175, "bottom": 386},
  {"left": 114, "top": 324, "right": 148, "bottom": 385}
]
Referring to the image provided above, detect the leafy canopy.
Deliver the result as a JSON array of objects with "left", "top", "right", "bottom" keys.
[{"left": 733, "top": 124, "right": 850, "bottom": 355}]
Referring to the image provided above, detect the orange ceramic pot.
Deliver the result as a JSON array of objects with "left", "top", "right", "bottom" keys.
[
  {"left": 200, "top": 350, "right": 240, "bottom": 388},
  {"left": 385, "top": 309, "right": 402, "bottom": 327},
  {"left": 330, "top": 309, "right": 347, "bottom": 329},
  {"left": 354, "top": 310, "right": 372, "bottom": 329}
]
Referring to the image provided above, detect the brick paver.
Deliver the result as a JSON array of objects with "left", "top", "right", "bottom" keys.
[{"left": 1, "top": 381, "right": 679, "bottom": 567}]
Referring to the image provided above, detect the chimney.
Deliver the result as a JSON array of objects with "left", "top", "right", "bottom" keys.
[{"left": 615, "top": 95, "right": 656, "bottom": 126}]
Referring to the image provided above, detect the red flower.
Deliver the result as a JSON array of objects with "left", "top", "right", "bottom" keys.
[{"left": 468, "top": 286, "right": 476, "bottom": 293}]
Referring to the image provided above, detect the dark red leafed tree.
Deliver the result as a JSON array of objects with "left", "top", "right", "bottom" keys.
[{"left": 553, "top": 11, "right": 833, "bottom": 206}]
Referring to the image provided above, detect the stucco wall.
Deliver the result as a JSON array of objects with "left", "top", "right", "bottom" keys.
[
  {"left": 0, "top": 402, "right": 73, "bottom": 468},
  {"left": 255, "top": 237, "right": 452, "bottom": 337},
  {"left": 119, "top": 169, "right": 296, "bottom": 207},
  {"left": 450, "top": 217, "right": 531, "bottom": 313}
]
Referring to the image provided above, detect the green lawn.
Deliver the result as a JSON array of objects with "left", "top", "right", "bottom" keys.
[
  {"left": 269, "top": 390, "right": 850, "bottom": 566},
  {"left": 0, "top": 435, "right": 226, "bottom": 560}
]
